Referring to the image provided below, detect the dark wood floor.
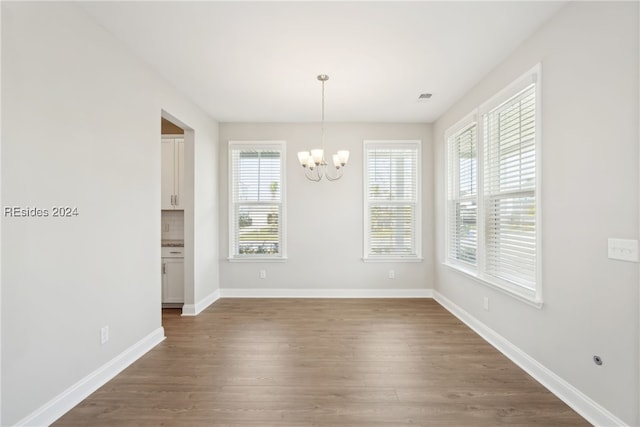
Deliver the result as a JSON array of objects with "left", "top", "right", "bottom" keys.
[{"left": 54, "top": 299, "right": 589, "bottom": 426}]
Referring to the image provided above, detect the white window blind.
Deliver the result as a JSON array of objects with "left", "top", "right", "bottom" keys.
[
  {"left": 483, "top": 83, "right": 536, "bottom": 289},
  {"left": 229, "top": 142, "right": 285, "bottom": 259},
  {"left": 447, "top": 122, "right": 478, "bottom": 265},
  {"left": 364, "top": 141, "right": 421, "bottom": 259}
]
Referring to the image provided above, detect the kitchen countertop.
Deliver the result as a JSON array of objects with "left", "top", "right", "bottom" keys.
[{"left": 162, "top": 240, "right": 184, "bottom": 247}]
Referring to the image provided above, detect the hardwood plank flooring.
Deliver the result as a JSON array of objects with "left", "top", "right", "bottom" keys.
[{"left": 54, "top": 299, "right": 589, "bottom": 426}]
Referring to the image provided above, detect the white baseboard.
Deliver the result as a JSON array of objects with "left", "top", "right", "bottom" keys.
[
  {"left": 15, "top": 327, "right": 165, "bottom": 427},
  {"left": 182, "top": 288, "right": 220, "bottom": 316},
  {"left": 433, "top": 291, "right": 627, "bottom": 427},
  {"left": 219, "top": 288, "right": 433, "bottom": 298}
]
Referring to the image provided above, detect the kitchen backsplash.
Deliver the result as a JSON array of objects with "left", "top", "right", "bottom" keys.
[{"left": 161, "top": 210, "right": 184, "bottom": 241}]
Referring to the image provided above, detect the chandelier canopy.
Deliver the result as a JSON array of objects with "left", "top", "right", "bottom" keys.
[{"left": 297, "top": 74, "right": 349, "bottom": 181}]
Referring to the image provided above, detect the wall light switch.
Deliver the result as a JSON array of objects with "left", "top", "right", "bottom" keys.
[{"left": 608, "top": 238, "right": 639, "bottom": 262}]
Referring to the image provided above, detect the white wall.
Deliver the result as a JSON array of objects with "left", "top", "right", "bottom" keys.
[
  {"left": 219, "top": 123, "right": 433, "bottom": 293},
  {"left": 192, "top": 124, "right": 219, "bottom": 306},
  {"left": 433, "top": 2, "right": 639, "bottom": 424},
  {"left": 1, "top": 2, "right": 218, "bottom": 425}
]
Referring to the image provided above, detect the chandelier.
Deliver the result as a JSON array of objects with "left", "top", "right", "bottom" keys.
[{"left": 297, "top": 74, "right": 349, "bottom": 181}]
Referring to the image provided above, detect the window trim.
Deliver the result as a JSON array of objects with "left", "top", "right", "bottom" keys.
[
  {"left": 228, "top": 140, "right": 287, "bottom": 262},
  {"left": 363, "top": 140, "right": 423, "bottom": 262},
  {"left": 444, "top": 64, "right": 542, "bottom": 307}
]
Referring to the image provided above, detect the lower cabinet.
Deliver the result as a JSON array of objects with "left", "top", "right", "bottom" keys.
[{"left": 162, "top": 257, "right": 184, "bottom": 304}]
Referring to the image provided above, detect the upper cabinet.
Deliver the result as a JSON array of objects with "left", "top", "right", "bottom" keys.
[{"left": 161, "top": 136, "right": 184, "bottom": 210}]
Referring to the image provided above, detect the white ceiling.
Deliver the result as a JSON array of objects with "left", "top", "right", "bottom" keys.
[{"left": 79, "top": 1, "right": 566, "bottom": 123}]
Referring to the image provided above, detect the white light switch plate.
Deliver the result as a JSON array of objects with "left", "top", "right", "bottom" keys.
[{"left": 608, "top": 238, "right": 639, "bottom": 262}]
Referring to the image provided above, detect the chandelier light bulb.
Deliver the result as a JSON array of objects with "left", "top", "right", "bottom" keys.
[
  {"left": 337, "top": 150, "right": 350, "bottom": 166},
  {"left": 332, "top": 154, "right": 341, "bottom": 168},
  {"left": 306, "top": 156, "right": 316, "bottom": 169},
  {"left": 311, "top": 149, "right": 324, "bottom": 165},
  {"left": 297, "top": 151, "right": 310, "bottom": 167}
]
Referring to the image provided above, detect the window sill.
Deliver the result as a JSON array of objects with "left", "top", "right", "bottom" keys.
[
  {"left": 228, "top": 257, "right": 288, "bottom": 263},
  {"left": 363, "top": 257, "right": 424, "bottom": 263},
  {"left": 442, "top": 261, "right": 543, "bottom": 309}
]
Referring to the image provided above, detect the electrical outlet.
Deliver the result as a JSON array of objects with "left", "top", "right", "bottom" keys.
[
  {"left": 259, "top": 269, "right": 267, "bottom": 279},
  {"left": 483, "top": 297, "right": 490, "bottom": 311},
  {"left": 388, "top": 270, "right": 395, "bottom": 279},
  {"left": 163, "top": 223, "right": 169, "bottom": 232},
  {"left": 100, "top": 326, "right": 109, "bottom": 344}
]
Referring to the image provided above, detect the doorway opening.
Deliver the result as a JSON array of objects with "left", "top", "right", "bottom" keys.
[{"left": 160, "top": 113, "right": 193, "bottom": 324}]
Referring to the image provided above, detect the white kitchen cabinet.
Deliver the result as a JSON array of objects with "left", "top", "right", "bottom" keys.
[
  {"left": 162, "top": 257, "right": 184, "bottom": 304},
  {"left": 161, "top": 136, "right": 184, "bottom": 210}
]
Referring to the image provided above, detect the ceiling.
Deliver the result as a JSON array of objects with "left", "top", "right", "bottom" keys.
[{"left": 79, "top": 1, "right": 566, "bottom": 123}]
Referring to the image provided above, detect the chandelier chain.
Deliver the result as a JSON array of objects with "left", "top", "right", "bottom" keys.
[{"left": 321, "top": 78, "right": 325, "bottom": 150}]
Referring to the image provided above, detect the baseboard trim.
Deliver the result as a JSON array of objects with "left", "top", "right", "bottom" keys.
[
  {"left": 433, "top": 291, "right": 627, "bottom": 427},
  {"left": 219, "top": 288, "right": 433, "bottom": 298},
  {"left": 15, "top": 327, "right": 165, "bottom": 427},
  {"left": 182, "top": 289, "right": 221, "bottom": 316}
]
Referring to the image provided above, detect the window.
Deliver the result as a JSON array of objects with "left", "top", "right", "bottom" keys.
[
  {"left": 445, "top": 65, "right": 541, "bottom": 304},
  {"left": 364, "top": 140, "right": 421, "bottom": 261},
  {"left": 229, "top": 141, "right": 286, "bottom": 260},
  {"left": 483, "top": 82, "right": 537, "bottom": 290},
  {"left": 446, "top": 117, "right": 478, "bottom": 266}
]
